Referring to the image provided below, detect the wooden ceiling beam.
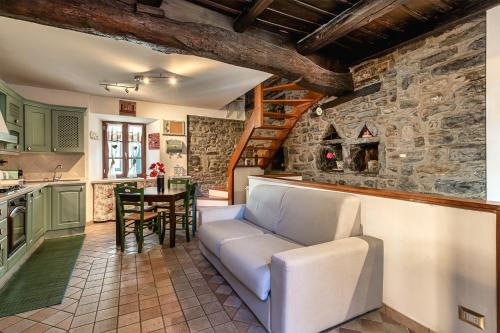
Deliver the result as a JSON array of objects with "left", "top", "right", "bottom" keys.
[
  {"left": 297, "top": 0, "right": 410, "bottom": 54},
  {"left": 234, "top": 0, "right": 274, "bottom": 32},
  {"left": 0, "top": 0, "right": 353, "bottom": 96}
]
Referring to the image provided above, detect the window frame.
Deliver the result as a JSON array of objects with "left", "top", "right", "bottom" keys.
[{"left": 102, "top": 121, "right": 147, "bottom": 178}]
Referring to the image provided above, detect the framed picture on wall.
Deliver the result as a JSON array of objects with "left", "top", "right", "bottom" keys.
[
  {"left": 163, "top": 120, "right": 185, "bottom": 136},
  {"left": 148, "top": 133, "right": 160, "bottom": 150}
]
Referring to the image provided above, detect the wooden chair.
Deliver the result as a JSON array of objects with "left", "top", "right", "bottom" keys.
[
  {"left": 115, "top": 185, "right": 163, "bottom": 253},
  {"left": 175, "top": 182, "right": 199, "bottom": 239},
  {"left": 116, "top": 182, "right": 156, "bottom": 213}
]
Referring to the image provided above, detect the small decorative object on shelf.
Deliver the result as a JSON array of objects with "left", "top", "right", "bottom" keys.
[
  {"left": 149, "top": 162, "right": 166, "bottom": 192},
  {"left": 368, "top": 160, "right": 379, "bottom": 173},
  {"left": 128, "top": 145, "right": 139, "bottom": 178},
  {"left": 108, "top": 144, "right": 118, "bottom": 179},
  {"left": 173, "top": 164, "right": 185, "bottom": 177}
]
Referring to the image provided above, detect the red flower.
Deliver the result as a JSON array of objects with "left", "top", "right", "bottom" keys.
[
  {"left": 150, "top": 170, "right": 158, "bottom": 177},
  {"left": 149, "top": 163, "right": 156, "bottom": 170},
  {"left": 159, "top": 166, "right": 166, "bottom": 173}
]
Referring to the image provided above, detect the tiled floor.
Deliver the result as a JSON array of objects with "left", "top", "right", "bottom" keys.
[{"left": 0, "top": 223, "right": 411, "bottom": 333}]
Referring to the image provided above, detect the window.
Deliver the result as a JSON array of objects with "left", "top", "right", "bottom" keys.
[{"left": 102, "top": 121, "right": 146, "bottom": 178}]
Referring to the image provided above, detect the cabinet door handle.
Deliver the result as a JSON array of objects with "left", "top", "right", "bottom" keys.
[
  {"left": 15, "top": 119, "right": 19, "bottom": 124},
  {"left": 27, "top": 146, "right": 31, "bottom": 151},
  {"left": 80, "top": 186, "right": 84, "bottom": 192}
]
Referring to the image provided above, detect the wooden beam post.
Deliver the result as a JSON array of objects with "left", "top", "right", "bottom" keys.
[
  {"left": 297, "top": 0, "right": 409, "bottom": 54},
  {"left": 0, "top": 0, "right": 353, "bottom": 96},
  {"left": 234, "top": 0, "right": 274, "bottom": 33}
]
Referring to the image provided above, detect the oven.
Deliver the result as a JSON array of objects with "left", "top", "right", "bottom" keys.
[{"left": 7, "top": 195, "right": 26, "bottom": 257}]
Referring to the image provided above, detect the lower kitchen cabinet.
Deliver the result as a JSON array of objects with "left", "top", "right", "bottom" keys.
[
  {"left": 51, "top": 185, "right": 86, "bottom": 230},
  {"left": 0, "top": 237, "right": 6, "bottom": 278},
  {"left": 30, "top": 189, "right": 45, "bottom": 247},
  {"left": 43, "top": 187, "right": 51, "bottom": 232}
]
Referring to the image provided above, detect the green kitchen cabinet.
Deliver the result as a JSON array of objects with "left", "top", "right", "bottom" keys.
[
  {"left": 52, "top": 108, "right": 85, "bottom": 153},
  {"left": 6, "top": 94, "right": 23, "bottom": 126},
  {"left": 51, "top": 185, "right": 86, "bottom": 230},
  {"left": 0, "top": 236, "right": 7, "bottom": 278},
  {"left": 31, "top": 189, "right": 45, "bottom": 246},
  {"left": 43, "top": 186, "right": 52, "bottom": 232},
  {"left": 24, "top": 102, "right": 51, "bottom": 152}
]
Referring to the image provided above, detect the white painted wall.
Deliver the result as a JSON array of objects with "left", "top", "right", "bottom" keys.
[
  {"left": 487, "top": 6, "right": 500, "bottom": 200},
  {"left": 248, "top": 177, "right": 497, "bottom": 333}
]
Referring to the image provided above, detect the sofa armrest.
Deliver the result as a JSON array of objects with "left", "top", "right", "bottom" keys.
[
  {"left": 198, "top": 205, "right": 246, "bottom": 224},
  {"left": 270, "top": 236, "right": 383, "bottom": 333}
]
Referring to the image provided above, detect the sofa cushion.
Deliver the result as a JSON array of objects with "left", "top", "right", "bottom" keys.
[
  {"left": 244, "top": 185, "right": 290, "bottom": 232},
  {"left": 220, "top": 234, "right": 302, "bottom": 301},
  {"left": 275, "top": 187, "right": 362, "bottom": 246},
  {"left": 198, "top": 219, "right": 264, "bottom": 257}
]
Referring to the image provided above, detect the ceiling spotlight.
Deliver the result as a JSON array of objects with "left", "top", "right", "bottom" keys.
[
  {"left": 143, "top": 77, "right": 150, "bottom": 84},
  {"left": 104, "top": 85, "right": 110, "bottom": 92},
  {"left": 125, "top": 88, "right": 129, "bottom": 94},
  {"left": 169, "top": 77, "right": 178, "bottom": 85}
]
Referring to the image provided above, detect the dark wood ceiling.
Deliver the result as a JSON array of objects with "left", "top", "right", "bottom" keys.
[{"left": 184, "top": 0, "right": 497, "bottom": 65}]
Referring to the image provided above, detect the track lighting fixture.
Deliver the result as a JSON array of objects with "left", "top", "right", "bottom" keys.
[{"left": 100, "top": 73, "right": 179, "bottom": 94}]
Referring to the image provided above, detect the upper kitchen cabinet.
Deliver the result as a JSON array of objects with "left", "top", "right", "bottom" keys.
[
  {"left": 24, "top": 102, "right": 85, "bottom": 153},
  {"left": 6, "top": 94, "right": 23, "bottom": 126},
  {"left": 24, "top": 102, "right": 51, "bottom": 152},
  {"left": 52, "top": 108, "right": 85, "bottom": 153}
]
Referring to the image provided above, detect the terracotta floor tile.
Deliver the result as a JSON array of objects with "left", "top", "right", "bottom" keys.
[
  {"left": 99, "top": 297, "right": 120, "bottom": 311},
  {"left": 28, "top": 308, "right": 60, "bottom": 322},
  {"left": 187, "top": 316, "right": 212, "bottom": 332},
  {"left": 42, "top": 311, "right": 74, "bottom": 326},
  {"left": 117, "top": 322, "right": 141, "bottom": 333},
  {"left": 165, "top": 322, "right": 190, "bottom": 333},
  {"left": 20, "top": 322, "right": 52, "bottom": 333},
  {"left": 75, "top": 302, "right": 99, "bottom": 316},
  {"left": 141, "top": 316, "right": 165, "bottom": 333},
  {"left": 2, "top": 319, "right": 37, "bottom": 333},
  {"left": 141, "top": 305, "right": 164, "bottom": 321},
  {"left": 182, "top": 305, "right": 205, "bottom": 321},
  {"left": 208, "top": 311, "right": 231, "bottom": 327},
  {"left": 71, "top": 312, "right": 97, "bottom": 328},
  {"left": 96, "top": 306, "right": 118, "bottom": 322},
  {"left": 118, "top": 311, "right": 140, "bottom": 328},
  {"left": 93, "top": 317, "right": 118, "bottom": 333},
  {"left": 68, "top": 323, "right": 94, "bottom": 333}
]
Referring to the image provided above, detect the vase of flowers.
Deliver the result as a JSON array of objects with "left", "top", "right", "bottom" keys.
[{"left": 149, "top": 162, "right": 166, "bottom": 192}]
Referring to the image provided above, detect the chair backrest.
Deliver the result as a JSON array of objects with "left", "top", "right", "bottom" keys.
[
  {"left": 115, "top": 186, "right": 145, "bottom": 221},
  {"left": 168, "top": 178, "right": 190, "bottom": 189}
]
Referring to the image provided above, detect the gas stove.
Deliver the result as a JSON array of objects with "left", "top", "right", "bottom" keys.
[{"left": 0, "top": 184, "right": 24, "bottom": 194}]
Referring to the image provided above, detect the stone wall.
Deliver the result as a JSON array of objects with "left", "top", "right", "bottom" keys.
[
  {"left": 187, "top": 115, "right": 244, "bottom": 194},
  {"left": 284, "top": 14, "right": 486, "bottom": 199}
]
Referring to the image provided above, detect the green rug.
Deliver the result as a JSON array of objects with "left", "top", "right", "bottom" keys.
[{"left": 0, "top": 235, "right": 85, "bottom": 316}]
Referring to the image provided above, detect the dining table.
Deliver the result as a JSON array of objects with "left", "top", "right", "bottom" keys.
[{"left": 115, "top": 186, "right": 187, "bottom": 248}]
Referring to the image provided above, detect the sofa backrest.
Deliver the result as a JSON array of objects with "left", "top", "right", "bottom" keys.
[
  {"left": 244, "top": 184, "right": 290, "bottom": 231},
  {"left": 246, "top": 184, "right": 362, "bottom": 245},
  {"left": 276, "top": 187, "right": 362, "bottom": 245}
]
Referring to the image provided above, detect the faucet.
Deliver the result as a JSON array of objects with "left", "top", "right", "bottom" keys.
[{"left": 52, "top": 164, "right": 62, "bottom": 182}]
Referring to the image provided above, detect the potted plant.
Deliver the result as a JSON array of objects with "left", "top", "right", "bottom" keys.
[{"left": 149, "top": 162, "right": 166, "bottom": 192}]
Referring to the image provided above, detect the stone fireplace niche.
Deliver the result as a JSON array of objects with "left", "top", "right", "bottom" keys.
[
  {"left": 350, "top": 122, "right": 380, "bottom": 174},
  {"left": 319, "top": 124, "right": 345, "bottom": 172}
]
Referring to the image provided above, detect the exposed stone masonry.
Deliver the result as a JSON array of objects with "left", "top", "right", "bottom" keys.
[
  {"left": 284, "top": 14, "right": 486, "bottom": 199},
  {"left": 187, "top": 116, "right": 244, "bottom": 194}
]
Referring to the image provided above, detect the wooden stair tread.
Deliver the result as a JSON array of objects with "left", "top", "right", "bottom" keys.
[
  {"left": 263, "top": 112, "right": 297, "bottom": 118},
  {"left": 256, "top": 124, "right": 292, "bottom": 130},
  {"left": 263, "top": 83, "right": 304, "bottom": 92},
  {"left": 263, "top": 99, "right": 315, "bottom": 105},
  {"left": 246, "top": 146, "right": 278, "bottom": 151},
  {"left": 250, "top": 136, "right": 282, "bottom": 140}
]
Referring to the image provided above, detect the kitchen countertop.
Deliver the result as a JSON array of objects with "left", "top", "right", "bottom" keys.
[
  {"left": 90, "top": 178, "right": 151, "bottom": 184},
  {"left": 0, "top": 180, "right": 87, "bottom": 201}
]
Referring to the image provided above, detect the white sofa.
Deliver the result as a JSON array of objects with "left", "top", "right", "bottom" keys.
[{"left": 198, "top": 184, "right": 383, "bottom": 333}]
